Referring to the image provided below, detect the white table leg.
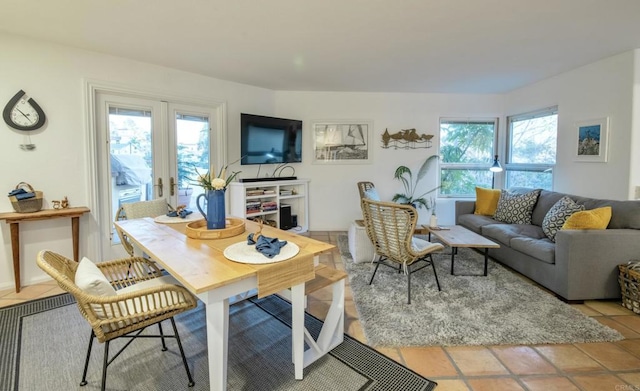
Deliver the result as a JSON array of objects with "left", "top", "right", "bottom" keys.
[
  {"left": 205, "top": 297, "right": 230, "bottom": 391},
  {"left": 291, "top": 282, "right": 305, "bottom": 380}
]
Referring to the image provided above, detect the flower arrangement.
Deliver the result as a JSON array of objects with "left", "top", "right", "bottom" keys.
[{"left": 194, "top": 165, "right": 240, "bottom": 191}]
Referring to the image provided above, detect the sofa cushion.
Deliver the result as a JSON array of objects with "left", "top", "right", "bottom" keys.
[
  {"left": 474, "top": 187, "right": 501, "bottom": 216},
  {"left": 577, "top": 199, "right": 640, "bottom": 229},
  {"left": 458, "top": 214, "right": 501, "bottom": 234},
  {"left": 510, "top": 236, "right": 556, "bottom": 264},
  {"left": 493, "top": 189, "right": 541, "bottom": 224},
  {"left": 481, "top": 223, "right": 546, "bottom": 246},
  {"left": 542, "top": 196, "right": 585, "bottom": 241},
  {"left": 563, "top": 206, "right": 612, "bottom": 230}
]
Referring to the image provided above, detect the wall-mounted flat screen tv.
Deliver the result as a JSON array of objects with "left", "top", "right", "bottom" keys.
[{"left": 240, "top": 113, "right": 302, "bottom": 165}]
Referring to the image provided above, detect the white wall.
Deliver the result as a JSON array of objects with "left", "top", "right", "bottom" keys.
[
  {"left": 272, "top": 91, "right": 504, "bottom": 230},
  {"left": 503, "top": 51, "right": 636, "bottom": 200},
  {"left": 0, "top": 33, "right": 275, "bottom": 290}
]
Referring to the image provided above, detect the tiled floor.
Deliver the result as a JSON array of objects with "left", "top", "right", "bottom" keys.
[{"left": 3, "top": 230, "right": 640, "bottom": 391}]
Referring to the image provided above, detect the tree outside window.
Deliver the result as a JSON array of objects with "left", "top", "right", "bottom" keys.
[
  {"left": 439, "top": 118, "right": 498, "bottom": 197},
  {"left": 506, "top": 107, "right": 557, "bottom": 190}
]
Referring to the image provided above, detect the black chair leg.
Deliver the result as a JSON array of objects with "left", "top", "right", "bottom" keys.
[
  {"left": 368, "top": 261, "right": 381, "bottom": 285},
  {"left": 158, "top": 321, "right": 168, "bottom": 351},
  {"left": 101, "top": 340, "right": 110, "bottom": 391},
  {"left": 430, "top": 254, "right": 441, "bottom": 291},
  {"left": 80, "top": 330, "right": 95, "bottom": 386},
  {"left": 170, "top": 317, "right": 195, "bottom": 387},
  {"left": 407, "top": 265, "right": 412, "bottom": 304}
]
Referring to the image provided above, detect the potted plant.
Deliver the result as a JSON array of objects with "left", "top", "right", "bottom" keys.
[{"left": 392, "top": 154, "right": 440, "bottom": 212}]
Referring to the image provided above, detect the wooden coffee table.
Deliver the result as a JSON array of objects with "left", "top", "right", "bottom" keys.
[{"left": 423, "top": 225, "right": 499, "bottom": 276}]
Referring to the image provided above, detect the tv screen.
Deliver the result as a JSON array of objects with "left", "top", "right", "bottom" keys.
[{"left": 240, "top": 113, "right": 302, "bottom": 165}]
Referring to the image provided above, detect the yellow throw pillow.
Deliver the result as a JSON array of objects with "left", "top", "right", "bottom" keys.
[
  {"left": 474, "top": 187, "right": 501, "bottom": 216},
  {"left": 562, "top": 206, "right": 612, "bottom": 230}
]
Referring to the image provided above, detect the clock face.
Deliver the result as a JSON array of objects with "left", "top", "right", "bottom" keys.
[{"left": 3, "top": 90, "right": 47, "bottom": 131}]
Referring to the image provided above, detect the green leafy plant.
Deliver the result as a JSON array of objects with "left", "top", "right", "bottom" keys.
[{"left": 392, "top": 154, "right": 440, "bottom": 210}]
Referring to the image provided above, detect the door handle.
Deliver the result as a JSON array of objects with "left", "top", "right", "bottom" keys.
[
  {"left": 170, "top": 177, "right": 176, "bottom": 196},
  {"left": 156, "top": 177, "right": 163, "bottom": 197}
]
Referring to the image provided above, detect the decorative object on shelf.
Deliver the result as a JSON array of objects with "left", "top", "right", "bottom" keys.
[
  {"left": 7, "top": 182, "right": 43, "bottom": 213},
  {"left": 193, "top": 163, "right": 240, "bottom": 230},
  {"left": 381, "top": 128, "right": 433, "bottom": 149},
  {"left": 429, "top": 198, "right": 438, "bottom": 227},
  {"left": 392, "top": 155, "right": 440, "bottom": 211},
  {"left": 312, "top": 120, "right": 372, "bottom": 164},
  {"left": 52, "top": 196, "right": 69, "bottom": 209},
  {"left": 575, "top": 117, "right": 609, "bottom": 163}
]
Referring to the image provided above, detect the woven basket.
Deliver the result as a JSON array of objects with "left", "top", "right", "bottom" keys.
[
  {"left": 8, "top": 182, "right": 43, "bottom": 213},
  {"left": 619, "top": 261, "right": 640, "bottom": 314}
]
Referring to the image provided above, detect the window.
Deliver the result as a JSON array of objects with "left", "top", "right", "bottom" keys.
[
  {"left": 439, "top": 118, "right": 498, "bottom": 197},
  {"left": 506, "top": 107, "right": 557, "bottom": 190}
]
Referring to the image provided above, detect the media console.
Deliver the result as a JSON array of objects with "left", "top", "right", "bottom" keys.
[{"left": 239, "top": 176, "right": 297, "bottom": 183}]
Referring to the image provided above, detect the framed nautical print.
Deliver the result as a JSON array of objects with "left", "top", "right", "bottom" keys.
[{"left": 312, "top": 120, "right": 372, "bottom": 164}]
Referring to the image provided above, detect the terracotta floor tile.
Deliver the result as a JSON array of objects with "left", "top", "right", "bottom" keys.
[
  {"left": 611, "top": 315, "right": 640, "bottom": 334},
  {"left": 576, "top": 342, "right": 640, "bottom": 371},
  {"left": 618, "top": 372, "right": 640, "bottom": 388},
  {"left": 584, "top": 300, "right": 634, "bottom": 316},
  {"left": 616, "top": 339, "right": 640, "bottom": 357},
  {"left": 400, "top": 346, "right": 458, "bottom": 377},
  {"left": 375, "top": 347, "right": 403, "bottom": 364},
  {"left": 520, "top": 376, "right": 580, "bottom": 391},
  {"left": 466, "top": 377, "right": 525, "bottom": 391},
  {"left": 445, "top": 346, "right": 509, "bottom": 376},
  {"left": 431, "top": 379, "right": 470, "bottom": 391},
  {"left": 572, "top": 303, "right": 602, "bottom": 316},
  {"left": 534, "top": 344, "right": 603, "bottom": 372},
  {"left": 491, "top": 346, "right": 556, "bottom": 375},
  {"left": 571, "top": 374, "right": 628, "bottom": 391},
  {"left": 596, "top": 317, "right": 640, "bottom": 339}
]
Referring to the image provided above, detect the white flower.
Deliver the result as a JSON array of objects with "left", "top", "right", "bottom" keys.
[{"left": 211, "top": 178, "right": 226, "bottom": 190}]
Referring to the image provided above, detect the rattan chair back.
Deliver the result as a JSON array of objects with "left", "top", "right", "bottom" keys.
[
  {"left": 115, "top": 198, "right": 172, "bottom": 256},
  {"left": 360, "top": 198, "right": 419, "bottom": 266}
]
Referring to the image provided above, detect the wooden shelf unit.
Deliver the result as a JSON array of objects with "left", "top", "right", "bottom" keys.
[{"left": 229, "top": 179, "right": 310, "bottom": 232}]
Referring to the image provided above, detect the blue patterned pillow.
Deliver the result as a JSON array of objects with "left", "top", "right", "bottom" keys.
[
  {"left": 542, "top": 196, "right": 585, "bottom": 241},
  {"left": 493, "top": 189, "right": 541, "bottom": 224}
]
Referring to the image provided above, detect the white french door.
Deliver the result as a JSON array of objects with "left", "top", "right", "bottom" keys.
[{"left": 92, "top": 86, "right": 225, "bottom": 259}]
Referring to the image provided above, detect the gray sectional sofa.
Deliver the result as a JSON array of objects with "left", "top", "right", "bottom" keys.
[{"left": 455, "top": 187, "right": 640, "bottom": 301}]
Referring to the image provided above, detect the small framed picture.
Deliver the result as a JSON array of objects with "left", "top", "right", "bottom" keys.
[
  {"left": 312, "top": 120, "right": 373, "bottom": 164},
  {"left": 575, "top": 117, "right": 609, "bottom": 163}
]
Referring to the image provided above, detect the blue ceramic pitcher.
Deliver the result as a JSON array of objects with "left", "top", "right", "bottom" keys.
[{"left": 196, "top": 189, "right": 226, "bottom": 229}]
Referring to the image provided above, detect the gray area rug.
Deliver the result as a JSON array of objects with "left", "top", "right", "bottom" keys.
[
  {"left": 2, "top": 293, "right": 436, "bottom": 391},
  {"left": 339, "top": 235, "right": 623, "bottom": 347}
]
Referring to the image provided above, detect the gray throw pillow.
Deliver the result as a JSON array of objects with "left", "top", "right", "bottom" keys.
[
  {"left": 493, "top": 189, "right": 541, "bottom": 225},
  {"left": 542, "top": 196, "right": 585, "bottom": 241}
]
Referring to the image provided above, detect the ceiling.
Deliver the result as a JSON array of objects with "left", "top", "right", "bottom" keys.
[{"left": 2, "top": 0, "right": 640, "bottom": 94}]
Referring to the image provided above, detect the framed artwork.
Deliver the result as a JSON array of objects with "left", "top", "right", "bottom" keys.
[
  {"left": 312, "top": 120, "right": 372, "bottom": 164},
  {"left": 575, "top": 117, "right": 609, "bottom": 163}
]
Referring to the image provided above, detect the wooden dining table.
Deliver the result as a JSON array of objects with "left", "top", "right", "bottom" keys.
[{"left": 114, "top": 217, "right": 335, "bottom": 391}]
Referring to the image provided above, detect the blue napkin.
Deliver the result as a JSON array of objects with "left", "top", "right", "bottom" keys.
[
  {"left": 166, "top": 209, "right": 193, "bottom": 218},
  {"left": 8, "top": 189, "right": 27, "bottom": 196},
  {"left": 14, "top": 192, "right": 35, "bottom": 200},
  {"left": 247, "top": 233, "right": 288, "bottom": 258}
]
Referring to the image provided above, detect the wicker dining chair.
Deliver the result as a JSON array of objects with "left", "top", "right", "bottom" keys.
[
  {"left": 36, "top": 250, "right": 197, "bottom": 391},
  {"left": 360, "top": 197, "right": 444, "bottom": 304},
  {"left": 115, "top": 198, "right": 173, "bottom": 256}
]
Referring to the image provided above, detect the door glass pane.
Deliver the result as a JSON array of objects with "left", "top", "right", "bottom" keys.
[
  {"left": 176, "top": 113, "right": 210, "bottom": 210},
  {"left": 109, "top": 106, "right": 154, "bottom": 243}
]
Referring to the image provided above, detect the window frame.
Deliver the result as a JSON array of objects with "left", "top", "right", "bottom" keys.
[{"left": 505, "top": 106, "right": 558, "bottom": 190}]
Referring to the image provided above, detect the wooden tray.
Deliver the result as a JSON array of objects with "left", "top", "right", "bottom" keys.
[{"left": 185, "top": 218, "right": 246, "bottom": 239}]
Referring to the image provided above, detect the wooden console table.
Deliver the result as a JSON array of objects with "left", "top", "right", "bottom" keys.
[{"left": 0, "top": 207, "right": 90, "bottom": 293}]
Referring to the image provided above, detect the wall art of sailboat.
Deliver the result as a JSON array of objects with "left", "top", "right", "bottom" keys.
[{"left": 312, "top": 121, "right": 371, "bottom": 163}]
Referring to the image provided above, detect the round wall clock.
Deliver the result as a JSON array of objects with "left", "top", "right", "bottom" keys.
[{"left": 2, "top": 90, "right": 47, "bottom": 131}]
